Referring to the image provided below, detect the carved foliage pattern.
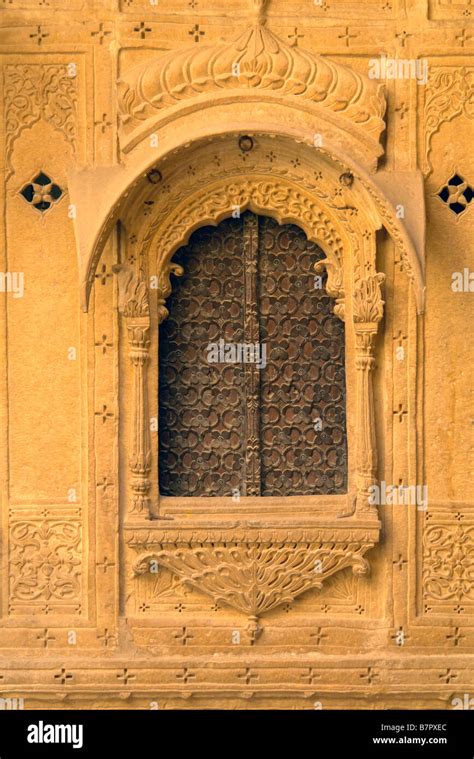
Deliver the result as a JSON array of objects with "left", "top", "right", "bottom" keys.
[
  {"left": 9, "top": 515, "right": 82, "bottom": 608},
  {"left": 424, "top": 67, "right": 474, "bottom": 174},
  {"left": 150, "top": 179, "right": 346, "bottom": 318},
  {"left": 4, "top": 64, "right": 78, "bottom": 179},
  {"left": 133, "top": 536, "right": 373, "bottom": 617},
  {"left": 424, "top": 521, "right": 474, "bottom": 603}
]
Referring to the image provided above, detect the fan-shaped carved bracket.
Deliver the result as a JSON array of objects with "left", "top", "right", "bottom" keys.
[{"left": 130, "top": 521, "right": 379, "bottom": 623}]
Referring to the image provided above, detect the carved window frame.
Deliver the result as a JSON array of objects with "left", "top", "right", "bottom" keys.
[{"left": 114, "top": 168, "right": 387, "bottom": 625}]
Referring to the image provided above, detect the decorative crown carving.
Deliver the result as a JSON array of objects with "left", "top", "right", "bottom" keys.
[
  {"left": 118, "top": 9, "right": 385, "bottom": 143},
  {"left": 353, "top": 273, "right": 385, "bottom": 324},
  {"left": 112, "top": 264, "right": 150, "bottom": 319}
]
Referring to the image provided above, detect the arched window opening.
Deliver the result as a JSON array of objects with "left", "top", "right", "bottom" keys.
[{"left": 158, "top": 211, "right": 347, "bottom": 497}]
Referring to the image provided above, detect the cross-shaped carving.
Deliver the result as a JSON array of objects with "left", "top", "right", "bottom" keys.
[
  {"left": 91, "top": 23, "right": 112, "bottom": 44},
  {"left": 446, "top": 628, "right": 464, "bottom": 647},
  {"left": 95, "top": 334, "right": 113, "bottom": 355},
  {"left": 117, "top": 668, "right": 135, "bottom": 685},
  {"left": 395, "top": 103, "right": 408, "bottom": 120},
  {"left": 390, "top": 626, "right": 410, "bottom": 646},
  {"left": 237, "top": 668, "right": 258, "bottom": 685},
  {"left": 176, "top": 667, "right": 196, "bottom": 684},
  {"left": 37, "top": 628, "right": 56, "bottom": 648},
  {"left": 360, "top": 666, "right": 379, "bottom": 685},
  {"left": 29, "top": 26, "right": 49, "bottom": 45},
  {"left": 393, "top": 403, "right": 408, "bottom": 423},
  {"left": 310, "top": 627, "right": 328, "bottom": 646},
  {"left": 94, "top": 113, "right": 112, "bottom": 133},
  {"left": 134, "top": 21, "right": 152, "bottom": 39},
  {"left": 95, "top": 263, "right": 113, "bottom": 286},
  {"left": 288, "top": 27, "right": 304, "bottom": 47},
  {"left": 338, "top": 26, "right": 358, "bottom": 47},
  {"left": 97, "top": 556, "right": 115, "bottom": 573},
  {"left": 95, "top": 404, "right": 114, "bottom": 424},
  {"left": 54, "top": 668, "right": 73, "bottom": 685},
  {"left": 456, "top": 29, "right": 472, "bottom": 47},
  {"left": 396, "top": 30, "right": 412, "bottom": 47},
  {"left": 189, "top": 24, "right": 205, "bottom": 43},
  {"left": 98, "top": 628, "right": 115, "bottom": 647},
  {"left": 439, "top": 668, "right": 457, "bottom": 684},
  {"left": 174, "top": 627, "right": 194, "bottom": 646},
  {"left": 301, "top": 667, "right": 320, "bottom": 685},
  {"left": 393, "top": 330, "right": 407, "bottom": 348},
  {"left": 96, "top": 476, "right": 113, "bottom": 495}
]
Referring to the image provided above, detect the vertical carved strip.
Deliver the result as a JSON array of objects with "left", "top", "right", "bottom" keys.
[
  {"left": 243, "top": 213, "right": 261, "bottom": 496},
  {"left": 128, "top": 317, "right": 151, "bottom": 515},
  {"left": 353, "top": 273, "right": 385, "bottom": 514},
  {"left": 113, "top": 264, "right": 151, "bottom": 515}
]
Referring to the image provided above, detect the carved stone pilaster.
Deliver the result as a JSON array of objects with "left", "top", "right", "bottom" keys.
[
  {"left": 352, "top": 274, "right": 385, "bottom": 514},
  {"left": 113, "top": 264, "right": 151, "bottom": 515}
]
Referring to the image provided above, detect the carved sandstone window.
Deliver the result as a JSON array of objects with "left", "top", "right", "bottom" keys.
[{"left": 158, "top": 212, "right": 347, "bottom": 498}]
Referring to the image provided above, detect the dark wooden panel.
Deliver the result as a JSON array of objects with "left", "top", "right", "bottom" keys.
[
  {"left": 158, "top": 213, "right": 348, "bottom": 497},
  {"left": 258, "top": 216, "right": 347, "bottom": 495},
  {"left": 158, "top": 217, "right": 246, "bottom": 496}
]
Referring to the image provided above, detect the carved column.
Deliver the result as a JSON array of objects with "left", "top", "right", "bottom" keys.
[
  {"left": 113, "top": 264, "right": 151, "bottom": 516},
  {"left": 242, "top": 213, "right": 261, "bottom": 495},
  {"left": 352, "top": 274, "right": 385, "bottom": 514}
]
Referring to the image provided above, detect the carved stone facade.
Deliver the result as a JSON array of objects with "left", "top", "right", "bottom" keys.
[{"left": 0, "top": 0, "right": 472, "bottom": 710}]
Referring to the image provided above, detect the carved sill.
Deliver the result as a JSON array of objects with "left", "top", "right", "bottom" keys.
[{"left": 128, "top": 512, "right": 380, "bottom": 622}]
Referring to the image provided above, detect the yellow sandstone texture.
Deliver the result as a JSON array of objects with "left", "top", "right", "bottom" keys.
[{"left": 0, "top": 0, "right": 472, "bottom": 709}]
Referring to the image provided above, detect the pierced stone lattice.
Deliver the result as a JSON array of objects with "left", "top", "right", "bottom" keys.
[{"left": 158, "top": 212, "right": 347, "bottom": 497}]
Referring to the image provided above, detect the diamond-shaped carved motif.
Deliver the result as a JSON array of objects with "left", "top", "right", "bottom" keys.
[
  {"left": 437, "top": 173, "right": 474, "bottom": 216},
  {"left": 20, "top": 171, "right": 63, "bottom": 214}
]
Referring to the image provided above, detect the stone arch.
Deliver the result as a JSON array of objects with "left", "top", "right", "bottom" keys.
[
  {"left": 71, "top": 128, "right": 424, "bottom": 315},
  {"left": 70, "top": 0, "right": 424, "bottom": 314},
  {"left": 115, "top": 151, "right": 387, "bottom": 624},
  {"left": 65, "top": 4, "right": 427, "bottom": 622},
  {"left": 143, "top": 175, "right": 349, "bottom": 324}
]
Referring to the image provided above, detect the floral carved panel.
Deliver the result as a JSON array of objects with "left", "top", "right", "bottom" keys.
[
  {"left": 423, "top": 67, "right": 474, "bottom": 175},
  {"left": 3, "top": 64, "right": 78, "bottom": 180},
  {"left": 8, "top": 507, "right": 83, "bottom": 616},
  {"left": 423, "top": 512, "right": 474, "bottom": 616}
]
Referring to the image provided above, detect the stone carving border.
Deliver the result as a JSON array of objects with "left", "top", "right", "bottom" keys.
[{"left": 116, "top": 167, "right": 385, "bottom": 626}]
